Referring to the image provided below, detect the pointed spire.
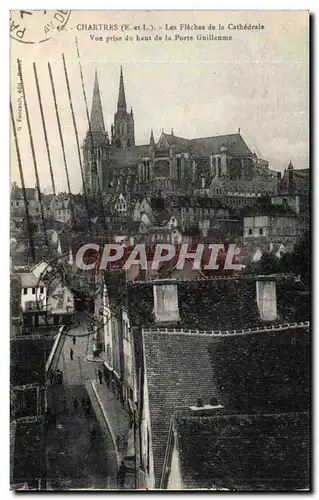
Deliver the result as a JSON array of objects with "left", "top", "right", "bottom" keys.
[
  {"left": 150, "top": 129, "right": 155, "bottom": 146},
  {"left": 90, "top": 70, "right": 105, "bottom": 132},
  {"left": 288, "top": 160, "right": 293, "bottom": 170},
  {"left": 117, "top": 66, "right": 127, "bottom": 111}
]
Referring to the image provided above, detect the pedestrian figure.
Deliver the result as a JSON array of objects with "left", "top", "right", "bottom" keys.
[
  {"left": 50, "top": 370, "right": 54, "bottom": 385},
  {"left": 86, "top": 396, "right": 91, "bottom": 409},
  {"left": 73, "top": 397, "right": 78, "bottom": 411},
  {"left": 72, "top": 336, "right": 76, "bottom": 345},
  {"left": 70, "top": 348, "right": 74, "bottom": 361},
  {"left": 98, "top": 369, "right": 103, "bottom": 384},
  {"left": 117, "top": 461, "right": 126, "bottom": 489}
]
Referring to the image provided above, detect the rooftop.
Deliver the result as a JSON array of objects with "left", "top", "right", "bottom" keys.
[
  {"left": 143, "top": 323, "right": 309, "bottom": 488},
  {"left": 19, "top": 273, "right": 44, "bottom": 288},
  {"left": 170, "top": 410, "right": 309, "bottom": 490}
]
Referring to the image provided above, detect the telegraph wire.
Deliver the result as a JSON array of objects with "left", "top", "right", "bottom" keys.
[
  {"left": 33, "top": 63, "right": 56, "bottom": 197},
  {"left": 75, "top": 37, "right": 107, "bottom": 234},
  {"left": 17, "top": 59, "right": 48, "bottom": 249},
  {"left": 47, "top": 62, "right": 76, "bottom": 226},
  {"left": 61, "top": 53, "right": 92, "bottom": 234},
  {"left": 10, "top": 100, "right": 35, "bottom": 263}
]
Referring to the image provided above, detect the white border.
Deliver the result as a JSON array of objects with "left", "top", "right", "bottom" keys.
[{"left": 3, "top": 2, "right": 316, "bottom": 499}]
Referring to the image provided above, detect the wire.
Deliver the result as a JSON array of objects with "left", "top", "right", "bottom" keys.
[
  {"left": 17, "top": 58, "right": 48, "bottom": 249},
  {"left": 75, "top": 37, "right": 107, "bottom": 234},
  {"left": 47, "top": 62, "right": 76, "bottom": 226},
  {"left": 62, "top": 53, "right": 92, "bottom": 233},
  {"left": 33, "top": 63, "right": 56, "bottom": 197},
  {"left": 10, "top": 100, "right": 35, "bottom": 263}
]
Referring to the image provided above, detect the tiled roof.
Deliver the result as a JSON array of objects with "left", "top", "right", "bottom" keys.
[
  {"left": 143, "top": 331, "right": 219, "bottom": 488},
  {"left": 190, "top": 133, "right": 252, "bottom": 157},
  {"left": 129, "top": 279, "right": 302, "bottom": 332},
  {"left": 173, "top": 410, "right": 309, "bottom": 490},
  {"left": 144, "top": 324, "right": 309, "bottom": 488},
  {"left": 160, "top": 133, "right": 253, "bottom": 158},
  {"left": 243, "top": 202, "right": 298, "bottom": 218},
  {"left": 19, "top": 273, "right": 44, "bottom": 288}
]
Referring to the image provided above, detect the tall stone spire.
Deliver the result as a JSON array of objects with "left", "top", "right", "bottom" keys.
[
  {"left": 90, "top": 69, "right": 105, "bottom": 132},
  {"left": 117, "top": 66, "right": 127, "bottom": 111},
  {"left": 150, "top": 129, "right": 155, "bottom": 146}
]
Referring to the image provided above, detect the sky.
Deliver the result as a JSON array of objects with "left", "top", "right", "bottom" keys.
[{"left": 10, "top": 10, "right": 309, "bottom": 193}]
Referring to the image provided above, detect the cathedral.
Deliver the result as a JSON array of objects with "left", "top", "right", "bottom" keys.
[{"left": 83, "top": 68, "right": 279, "bottom": 199}]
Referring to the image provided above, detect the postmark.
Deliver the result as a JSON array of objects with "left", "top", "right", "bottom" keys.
[{"left": 10, "top": 10, "right": 71, "bottom": 44}]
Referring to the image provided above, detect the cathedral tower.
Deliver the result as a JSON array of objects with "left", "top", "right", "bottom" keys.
[
  {"left": 112, "top": 67, "right": 135, "bottom": 149},
  {"left": 83, "top": 70, "right": 110, "bottom": 194}
]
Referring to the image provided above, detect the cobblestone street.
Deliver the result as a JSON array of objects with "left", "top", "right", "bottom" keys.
[
  {"left": 45, "top": 318, "right": 115, "bottom": 490},
  {"left": 45, "top": 314, "right": 134, "bottom": 490}
]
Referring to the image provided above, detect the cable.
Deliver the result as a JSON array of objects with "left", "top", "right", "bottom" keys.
[
  {"left": 47, "top": 62, "right": 76, "bottom": 226},
  {"left": 10, "top": 100, "right": 35, "bottom": 263},
  {"left": 75, "top": 37, "right": 107, "bottom": 234},
  {"left": 62, "top": 53, "right": 92, "bottom": 233},
  {"left": 17, "top": 58, "right": 48, "bottom": 249},
  {"left": 33, "top": 63, "right": 56, "bottom": 197}
]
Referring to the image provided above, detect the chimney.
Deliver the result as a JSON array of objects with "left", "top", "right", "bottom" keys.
[
  {"left": 190, "top": 397, "right": 224, "bottom": 414},
  {"left": 153, "top": 283, "right": 180, "bottom": 323},
  {"left": 256, "top": 276, "right": 277, "bottom": 321}
]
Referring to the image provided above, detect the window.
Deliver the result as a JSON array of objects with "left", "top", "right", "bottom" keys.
[
  {"left": 23, "top": 288, "right": 27, "bottom": 295},
  {"left": 248, "top": 228, "right": 253, "bottom": 235},
  {"left": 32, "top": 287, "right": 36, "bottom": 294},
  {"left": 39, "top": 287, "right": 44, "bottom": 294},
  {"left": 259, "top": 228, "right": 263, "bottom": 235}
]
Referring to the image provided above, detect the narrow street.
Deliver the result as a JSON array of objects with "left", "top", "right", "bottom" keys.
[{"left": 45, "top": 317, "right": 117, "bottom": 490}]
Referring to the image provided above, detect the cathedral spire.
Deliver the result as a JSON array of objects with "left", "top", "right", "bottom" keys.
[
  {"left": 117, "top": 66, "right": 127, "bottom": 111},
  {"left": 90, "top": 69, "right": 105, "bottom": 132},
  {"left": 150, "top": 129, "right": 155, "bottom": 146}
]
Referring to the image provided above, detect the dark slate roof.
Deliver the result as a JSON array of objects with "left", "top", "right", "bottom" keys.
[
  {"left": 144, "top": 324, "right": 309, "bottom": 489},
  {"left": 243, "top": 202, "right": 298, "bottom": 218},
  {"left": 190, "top": 133, "right": 252, "bottom": 158},
  {"left": 173, "top": 410, "right": 309, "bottom": 490},
  {"left": 128, "top": 278, "right": 310, "bottom": 332},
  {"left": 162, "top": 133, "right": 190, "bottom": 149},
  {"left": 143, "top": 331, "right": 219, "bottom": 488},
  {"left": 160, "top": 133, "right": 253, "bottom": 158}
]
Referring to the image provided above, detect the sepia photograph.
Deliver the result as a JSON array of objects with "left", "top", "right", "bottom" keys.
[{"left": 9, "top": 9, "right": 310, "bottom": 491}]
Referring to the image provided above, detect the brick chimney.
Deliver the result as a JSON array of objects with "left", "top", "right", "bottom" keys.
[
  {"left": 153, "top": 283, "right": 180, "bottom": 323},
  {"left": 256, "top": 276, "right": 277, "bottom": 322}
]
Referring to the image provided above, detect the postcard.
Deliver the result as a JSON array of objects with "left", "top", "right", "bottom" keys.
[{"left": 10, "top": 10, "right": 310, "bottom": 491}]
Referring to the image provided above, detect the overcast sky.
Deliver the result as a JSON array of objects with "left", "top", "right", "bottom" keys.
[{"left": 10, "top": 10, "right": 309, "bottom": 193}]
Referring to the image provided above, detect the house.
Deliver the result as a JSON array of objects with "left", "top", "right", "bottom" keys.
[
  {"left": 50, "top": 194, "right": 73, "bottom": 224},
  {"left": 243, "top": 201, "right": 302, "bottom": 259},
  {"left": 125, "top": 275, "right": 310, "bottom": 489}
]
